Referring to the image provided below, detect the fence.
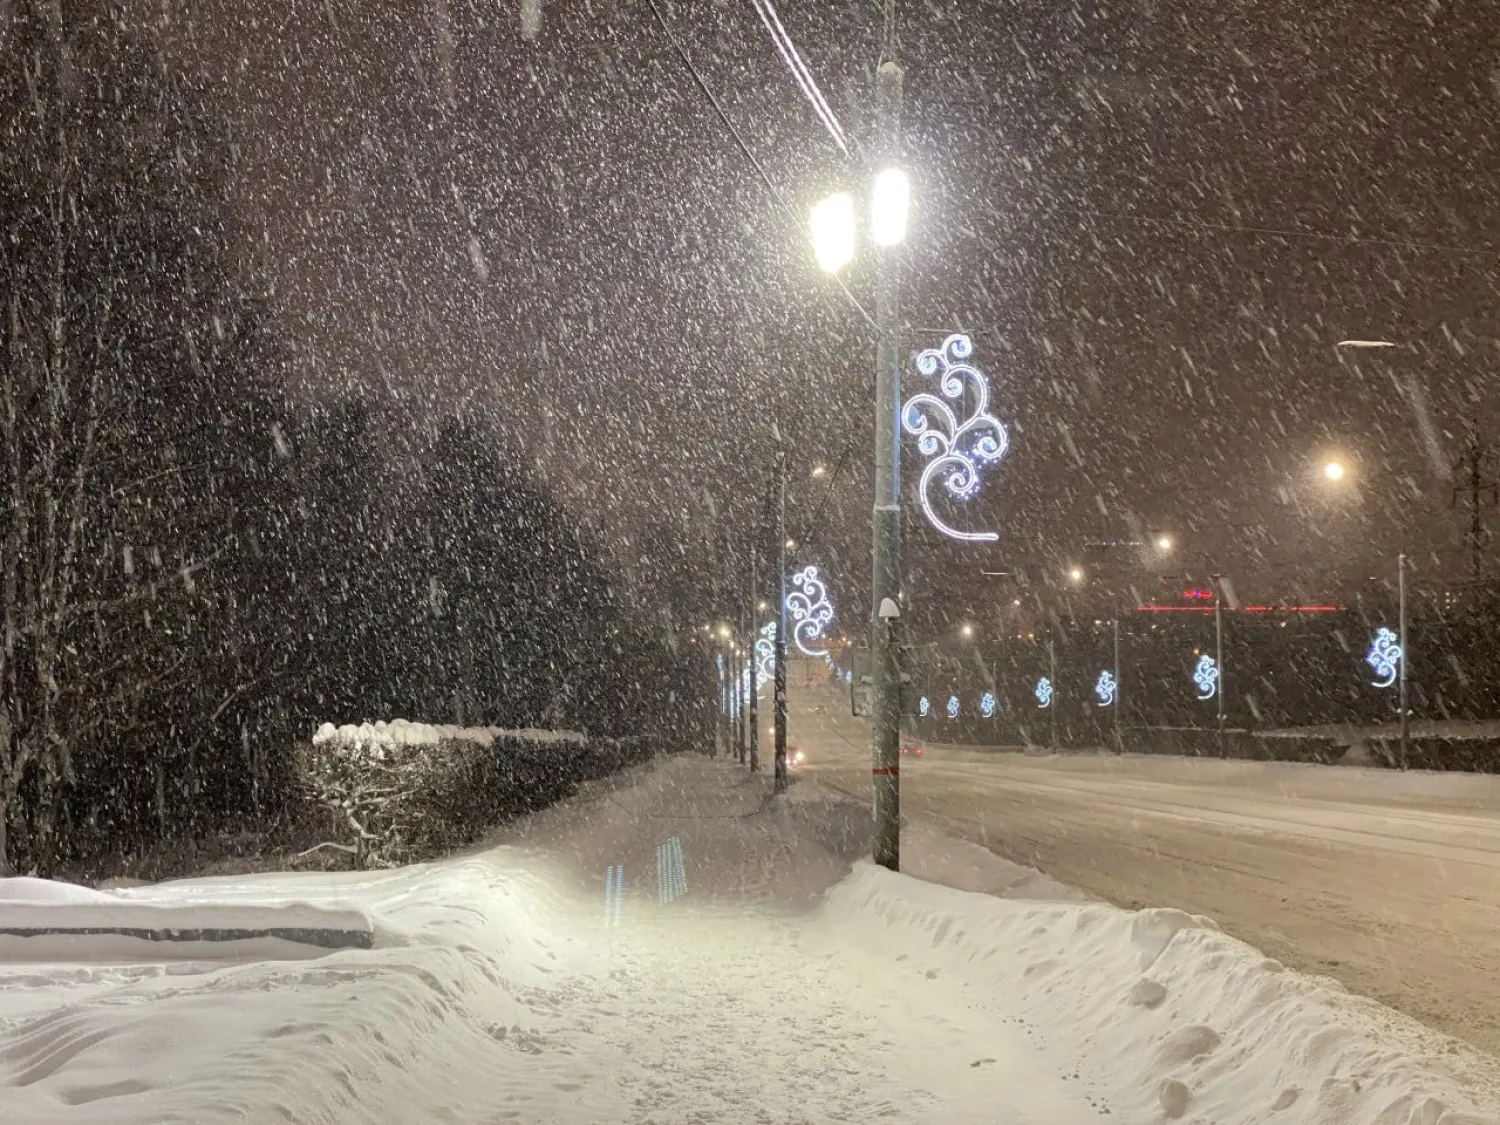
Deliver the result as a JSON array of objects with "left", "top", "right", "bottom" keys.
[{"left": 873, "top": 604, "right": 1500, "bottom": 751}]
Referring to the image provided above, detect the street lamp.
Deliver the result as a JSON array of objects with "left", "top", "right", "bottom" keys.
[
  {"left": 1337, "top": 337, "right": 1410, "bottom": 763},
  {"left": 809, "top": 192, "right": 855, "bottom": 274},
  {"left": 809, "top": 58, "right": 908, "bottom": 871},
  {"left": 870, "top": 168, "right": 911, "bottom": 246},
  {"left": 1155, "top": 534, "right": 1174, "bottom": 554},
  {"left": 960, "top": 622, "right": 974, "bottom": 640},
  {"left": 1068, "top": 566, "right": 1085, "bottom": 584},
  {"left": 1323, "top": 460, "right": 1347, "bottom": 482}
]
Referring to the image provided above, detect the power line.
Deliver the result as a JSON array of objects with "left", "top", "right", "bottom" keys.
[{"left": 644, "top": 0, "right": 877, "bottom": 333}]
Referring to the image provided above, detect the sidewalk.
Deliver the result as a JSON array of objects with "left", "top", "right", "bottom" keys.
[{"left": 482, "top": 753, "right": 1078, "bottom": 911}]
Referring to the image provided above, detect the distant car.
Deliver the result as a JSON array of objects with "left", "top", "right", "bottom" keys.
[
  {"left": 900, "top": 743, "right": 923, "bottom": 757},
  {"left": 787, "top": 747, "right": 807, "bottom": 768}
]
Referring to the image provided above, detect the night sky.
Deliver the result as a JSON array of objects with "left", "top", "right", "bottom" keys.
[{"left": 157, "top": 0, "right": 1500, "bottom": 634}]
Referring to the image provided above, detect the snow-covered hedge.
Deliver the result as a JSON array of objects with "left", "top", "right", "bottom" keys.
[{"left": 298, "top": 722, "right": 653, "bottom": 868}]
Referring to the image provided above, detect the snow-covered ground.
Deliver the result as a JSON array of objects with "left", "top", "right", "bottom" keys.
[{"left": 2, "top": 757, "right": 1497, "bottom": 1124}]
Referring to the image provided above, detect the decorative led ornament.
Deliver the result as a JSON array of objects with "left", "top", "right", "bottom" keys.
[
  {"left": 754, "top": 622, "right": 776, "bottom": 695},
  {"left": 1035, "top": 677, "right": 1053, "bottom": 708},
  {"left": 1192, "top": 654, "right": 1219, "bottom": 701},
  {"left": 946, "top": 695, "right": 959, "bottom": 719},
  {"left": 979, "top": 691, "right": 996, "bottom": 718},
  {"left": 918, "top": 696, "right": 931, "bottom": 718},
  {"left": 1095, "top": 670, "right": 1117, "bottom": 708},
  {"left": 902, "top": 333, "right": 1010, "bottom": 542},
  {"left": 787, "top": 566, "right": 834, "bottom": 657},
  {"left": 1366, "top": 627, "right": 1401, "bottom": 689}
]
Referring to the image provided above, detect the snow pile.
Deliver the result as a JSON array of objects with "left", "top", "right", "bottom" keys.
[
  {"left": 3, "top": 758, "right": 1497, "bottom": 1124},
  {"left": 312, "top": 718, "right": 585, "bottom": 757},
  {"left": 816, "top": 866, "right": 1500, "bottom": 1125}
]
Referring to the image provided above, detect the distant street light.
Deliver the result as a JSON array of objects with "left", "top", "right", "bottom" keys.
[
  {"left": 1324, "top": 460, "right": 1347, "bottom": 482},
  {"left": 1068, "top": 566, "right": 1085, "bottom": 584},
  {"left": 960, "top": 623, "right": 974, "bottom": 640},
  {"left": 1155, "top": 534, "right": 1174, "bottom": 553},
  {"left": 810, "top": 464, "right": 827, "bottom": 479}
]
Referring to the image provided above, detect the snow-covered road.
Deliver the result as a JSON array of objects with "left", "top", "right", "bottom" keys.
[
  {"left": 3, "top": 755, "right": 1498, "bottom": 1124},
  {"left": 793, "top": 683, "right": 1500, "bottom": 1058}
]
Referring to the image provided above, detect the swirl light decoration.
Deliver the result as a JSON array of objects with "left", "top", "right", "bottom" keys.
[
  {"left": 1035, "top": 677, "right": 1053, "bottom": 709},
  {"left": 918, "top": 696, "right": 931, "bottom": 718},
  {"left": 754, "top": 622, "right": 776, "bottom": 695},
  {"left": 1192, "top": 654, "right": 1219, "bottom": 701},
  {"left": 979, "top": 691, "right": 996, "bottom": 718},
  {"left": 945, "top": 695, "right": 960, "bottom": 719},
  {"left": 1095, "top": 670, "right": 1117, "bottom": 708},
  {"left": 902, "top": 333, "right": 1010, "bottom": 542},
  {"left": 1366, "top": 627, "right": 1402, "bottom": 689},
  {"left": 787, "top": 566, "right": 834, "bottom": 658}
]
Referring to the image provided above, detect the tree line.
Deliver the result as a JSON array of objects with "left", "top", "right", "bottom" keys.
[{"left": 0, "top": 2, "right": 709, "bottom": 873}]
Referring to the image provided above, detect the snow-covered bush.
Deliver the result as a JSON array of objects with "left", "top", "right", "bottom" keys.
[{"left": 297, "top": 722, "right": 653, "bottom": 867}]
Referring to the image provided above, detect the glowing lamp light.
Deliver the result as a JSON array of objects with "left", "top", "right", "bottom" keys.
[
  {"left": 1095, "top": 670, "right": 1117, "bottom": 708},
  {"left": 810, "top": 192, "right": 856, "bottom": 273},
  {"left": 787, "top": 566, "right": 835, "bottom": 657},
  {"left": 1367, "top": 627, "right": 1402, "bottom": 689},
  {"left": 1035, "top": 677, "right": 1053, "bottom": 709},
  {"left": 1323, "top": 460, "right": 1346, "bottom": 482},
  {"left": 902, "top": 334, "right": 1010, "bottom": 542},
  {"left": 1193, "top": 654, "right": 1219, "bottom": 701},
  {"left": 918, "top": 696, "right": 931, "bottom": 718},
  {"left": 979, "top": 691, "right": 996, "bottom": 718},
  {"left": 946, "top": 695, "right": 959, "bottom": 719},
  {"left": 870, "top": 167, "right": 910, "bottom": 246}
]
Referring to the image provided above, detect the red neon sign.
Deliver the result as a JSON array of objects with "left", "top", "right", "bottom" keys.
[{"left": 1183, "top": 588, "right": 1213, "bottom": 601}]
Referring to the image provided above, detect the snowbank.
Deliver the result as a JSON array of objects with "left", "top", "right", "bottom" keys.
[
  {"left": 311, "top": 718, "right": 585, "bottom": 754},
  {"left": 815, "top": 865, "right": 1500, "bottom": 1125},
  {"left": 3, "top": 758, "right": 1497, "bottom": 1124}
]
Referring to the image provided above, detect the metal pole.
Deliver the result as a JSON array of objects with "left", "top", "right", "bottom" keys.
[
  {"left": 1048, "top": 636, "right": 1057, "bottom": 750},
  {"left": 1399, "top": 551, "right": 1409, "bottom": 768},
  {"left": 1214, "top": 573, "right": 1225, "bottom": 758},
  {"left": 749, "top": 546, "right": 760, "bottom": 772},
  {"left": 736, "top": 632, "right": 747, "bottom": 764},
  {"left": 1112, "top": 609, "right": 1121, "bottom": 752},
  {"left": 716, "top": 640, "right": 726, "bottom": 758},
  {"left": 773, "top": 453, "right": 789, "bottom": 792},
  {"left": 870, "top": 58, "right": 904, "bottom": 872}
]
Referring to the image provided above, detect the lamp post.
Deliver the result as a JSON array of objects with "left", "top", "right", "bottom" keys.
[
  {"left": 748, "top": 546, "right": 759, "bottom": 773},
  {"left": 1213, "top": 573, "right": 1226, "bottom": 758},
  {"left": 773, "top": 452, "right": 789, "bottom": 792},
  {"left": 1336, "top": 340, "right": 1416, "bottom": 764},
  {"left": 1399, "top": 550, "right": 1409, "bottom": 767},
  {"left": 808, "top": 60, "right": 908, "bottom": 870}
]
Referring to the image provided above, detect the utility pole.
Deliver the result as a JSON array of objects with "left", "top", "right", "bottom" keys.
[
  {"left": 773, "top": 452, "right": 789, "bottom": 793},
  {"left": 1047, "top": 637, "right": 1057, "bottom": 750},
  {"left": 1398, "top": 551, "right": 1410, "bottom": 768},
  {"left": 870, "top": 54, "right": 904, "bottom": 872},
  {"left": 1451, "top": 427, "right": 1497, "bottom": 585},
  {"left": 1213, "top": 573, "right": 1226, "bottom": 758},
  {"left": 748, "top": 544, "right": 759, "bottom": 772},
  {"left": 1112, "top": 608, "right": 1121, "bottom": 752}
]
